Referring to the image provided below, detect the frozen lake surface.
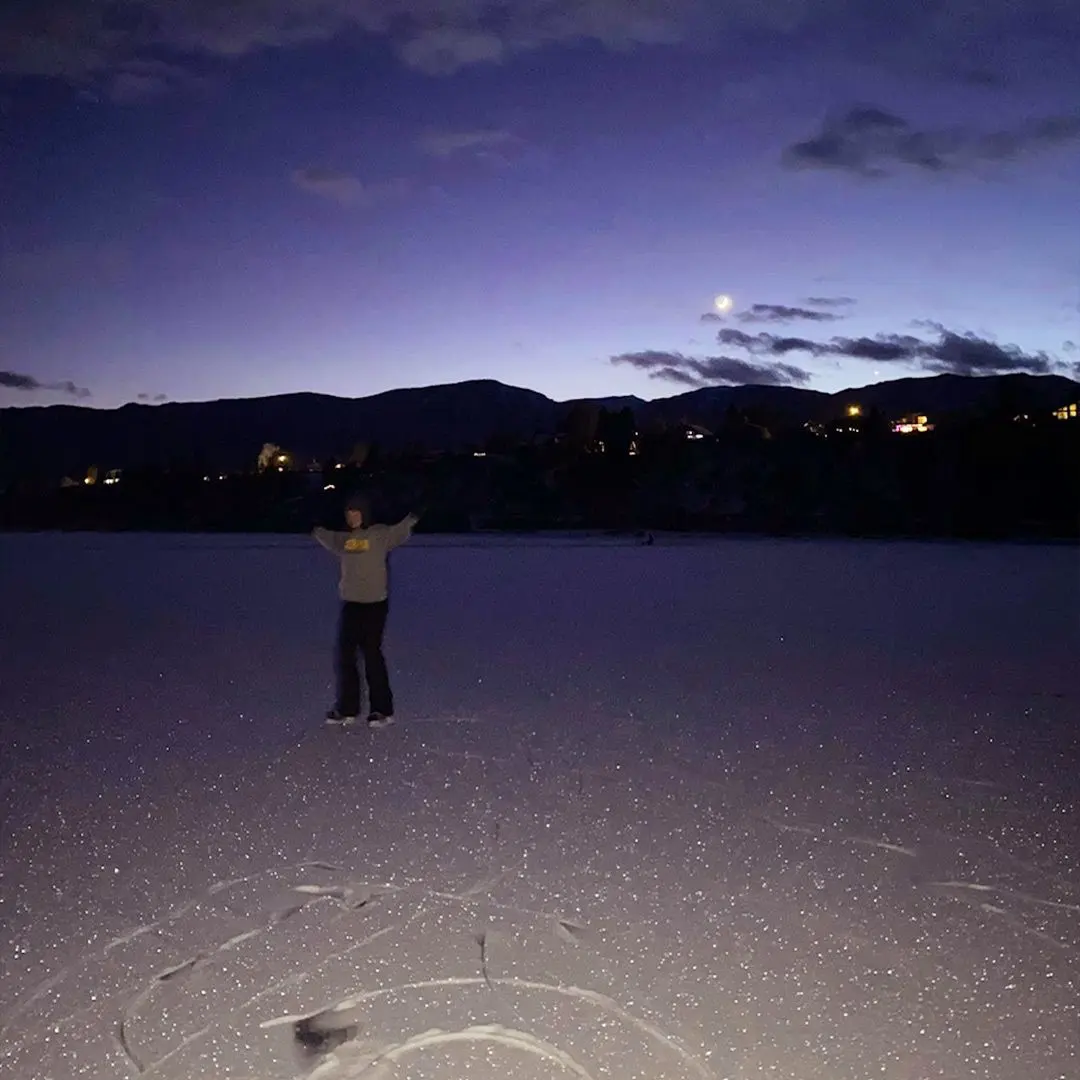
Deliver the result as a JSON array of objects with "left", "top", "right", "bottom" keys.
[{"left": 1, "top": 533, "right": 1077, "bottom": 1079}]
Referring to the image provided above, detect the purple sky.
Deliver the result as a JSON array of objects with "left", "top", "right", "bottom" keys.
[{"left": 2, "top": 1, "right": 1079, "bottom": 409}]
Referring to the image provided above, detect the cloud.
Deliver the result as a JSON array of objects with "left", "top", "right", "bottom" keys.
[
  {"left": 640, "top": 364, "right": 703, "bottom": 387},
  {"left": 611, "top": 350, "right": 812, "bottom": 388},
  {"left": 291, "top": 167, "right": 364, "bottom": 204},
  {"left": 9, "top": 0, "right": 1075, "bottom": 96},
  {"left": 613, "top": 322, "right": 1078, "bottom": 390},
  {"left": 830, "top": 334, "right": 927, "bottom": 363},
  {"left": 415, "top": 128, "right": 520, "bottom": 159},
  {"left": 137, "top": 392, "right": 169, "bottom": 402},
  {"left": 916, "top": 331, "right": 1066, "bottom": 376},
  {"left": 805, "top": 296, "right": 856, "bottom": 308},
  {"left": 785, "top": 104, "right": 1080, "bottom": 177},
  {"left": 107, "top": 70, "right": 172, "bottom": 103},
  {"left": 290, "top": 167, "right": 408, "bottom": 206},
  {"left": 0, "top": 0, "right": 702, "bottom": 86},
  {"left": 399, "top": 27, "right": 507, "bottom": 75},
  {"left": 105, "top": 58, "right": 213, "bottom": 103},
  {"left": 1064, "top": 341, "right": 1077, "bottom": 353},
  {"left": 1, "top": 371, "right": 42, "bottom": 391},
  {"left": 716, "top": 328, "right": 827, "bottom": 355},
  {"left": 702, "top": 298, "right": 855, "bottom": 325},
  {"left": 52, "top": 379, "right": 92, "bottom": 398},
  {"left": 737, "top": 303, "right": 845, "bottom": 324},
  {"left": 713, "top": 324, "right": 1075, "bottom": 377},
  {"left": 1, "top": 370, "right": 90, "bottom": 397}
]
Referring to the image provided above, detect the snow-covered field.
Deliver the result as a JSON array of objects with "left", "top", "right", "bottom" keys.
[{"left": 1, "top": 532, "right": 1077, "bottom": 1080}]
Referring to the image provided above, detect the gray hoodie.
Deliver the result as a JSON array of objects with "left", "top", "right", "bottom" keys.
[{"left": 313, "top": 514, "right": 418, "bottom": 603}]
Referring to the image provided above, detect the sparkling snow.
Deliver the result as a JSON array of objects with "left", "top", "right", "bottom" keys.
[{"left": 1, "top": 532, "right": 1077, "bottom": 1079}]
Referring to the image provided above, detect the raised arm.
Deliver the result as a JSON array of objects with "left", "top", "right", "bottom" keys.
[
  {"left": 380, "top": 511, "right": 421, "bottom": 551},
  {"left": 312, "top": 526, "right": 347, "bottom": 554}
]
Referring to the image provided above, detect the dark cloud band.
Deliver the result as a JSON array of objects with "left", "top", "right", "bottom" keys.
[
  {"left": 611, "top": 321, "right": 1077, "bottom": 388},
  {"left": 785, "top": 105, "right": 1080, "bottom": 176},
  {"left": 714, "top": 324, "right": 1070, "bottom": 377},
  {"left": 611, "top": 350, "right": 811, "bottom": 388},
  {"left": 4, "top": 2, "right": 1078, "bottom": 89},
  {"left": 2, "top": 370, "right": 90, "bottom": 397}
]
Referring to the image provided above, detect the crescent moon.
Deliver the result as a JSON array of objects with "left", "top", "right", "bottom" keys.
[{"left": 714, "top": 294, "right": 733, "bottom": 312}]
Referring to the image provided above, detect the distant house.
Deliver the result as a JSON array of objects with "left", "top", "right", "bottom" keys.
[
  {"left": 681, "top": 422, "right": 712, "bottom": 441},
  {"left": 892, "top": 414, "right": 934, "bottom": 434},
  {"left": 1052, "top": 402, "right": 1078, "bottom": 420}
]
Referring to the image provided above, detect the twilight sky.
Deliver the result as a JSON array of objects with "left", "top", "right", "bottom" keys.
[{"left": 2, "top": 1, "right": 1079, "bottom": 409}]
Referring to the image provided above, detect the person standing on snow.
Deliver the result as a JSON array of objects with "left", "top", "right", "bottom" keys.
[{"left": 312, "top": 491, "right": 421, "bottom": 729}]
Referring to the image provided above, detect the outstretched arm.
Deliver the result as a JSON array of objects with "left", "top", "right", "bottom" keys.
[
  {"left": 381, "top": 511, "right": 421, "bottom": 550},
  {"left": 312, "top": 526, "right": 347, "bottom": 553}
]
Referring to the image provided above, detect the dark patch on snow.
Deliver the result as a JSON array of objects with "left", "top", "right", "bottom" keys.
[
  {"left": 475, "top": 930, "right": 494, "bottom": 991},
  {"left": 293, "top": 1011, "right": 359, "bottom": 1059}
]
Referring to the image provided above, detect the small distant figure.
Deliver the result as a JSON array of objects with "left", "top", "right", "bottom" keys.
[{"left": 312, "top": 492, "right": 422, "bottom": 730}]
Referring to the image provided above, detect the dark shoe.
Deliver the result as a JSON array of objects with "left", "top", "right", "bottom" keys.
[
  {"left": 366, "top": 712, "right": 395, "bottom": 730},
  {"left": 325, "top": 708, "right": 358, "bottom": 727}
]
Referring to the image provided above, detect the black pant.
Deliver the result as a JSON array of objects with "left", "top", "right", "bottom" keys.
[{"left": 335, "top": 600, "right": 393, "bottom": 717}]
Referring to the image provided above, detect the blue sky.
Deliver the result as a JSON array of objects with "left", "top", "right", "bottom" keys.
[{"left": 1, "top": 1, "right": 1078, "bottom": 408}]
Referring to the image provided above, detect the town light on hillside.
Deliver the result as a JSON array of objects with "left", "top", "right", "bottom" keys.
[{"left": 892, "top": 414, "right": 933, "bottom": 434}]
